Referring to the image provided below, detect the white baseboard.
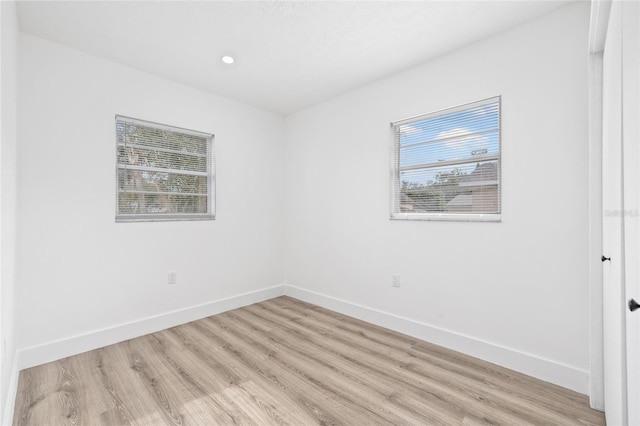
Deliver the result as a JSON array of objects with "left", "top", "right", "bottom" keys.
[
  {"left": 2, "top": 359, "right": 19, "bottom": 426},
  {"left": 283, "top": 284, "right": 590, "bottom": 395},
  {"left": 18, "top": 285, "right": 284, "bottom": 371},
  {"left": 12, "top": 283, "right": 589, "bottom": 408}
]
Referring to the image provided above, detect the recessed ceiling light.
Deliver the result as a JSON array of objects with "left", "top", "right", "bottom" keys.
[{"left": 221, "top": 55, "right": 235, "bottom": 64}]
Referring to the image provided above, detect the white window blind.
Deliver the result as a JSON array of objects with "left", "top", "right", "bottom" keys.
[
  {"left": 390, "top": 97, "right": 501, "bottom": 221},
  {"left": 116, "top": 116, "right": 215, "bottom": 222}
]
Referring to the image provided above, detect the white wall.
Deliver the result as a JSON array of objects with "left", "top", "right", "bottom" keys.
[
  {"left": 16, "top": 34, "right": 286, "bottom": 354},
  {"left": 10, "top": 0, "right": 593, "bottom": 405},
  {"left": 0, "top": 0, "right": 19, "bottom": 422},
  {"left": 284, "top": 3, "right": 591, "bottom": 391}
]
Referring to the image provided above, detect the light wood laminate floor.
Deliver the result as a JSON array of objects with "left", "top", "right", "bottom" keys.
[{"left": 13, "top": 296, "right": 604, "bottom": 425}]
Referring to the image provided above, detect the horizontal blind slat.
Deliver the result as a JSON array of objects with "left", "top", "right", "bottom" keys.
[
  {"left": 117, "top": 142, "right": 208, "bottom": 158},
  {"left": 118, "top": 190, "right": 209, "bottom": 197},
  {"left": 116, "top": 164, "right": 208, "bottom": 177},
  {"left": 116, "top": 115, "right": 214, "bottom": 221},
  {"left": 391, "top": 97, "right": 500, "bottom": 218}
]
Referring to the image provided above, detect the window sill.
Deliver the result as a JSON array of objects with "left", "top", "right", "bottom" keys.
[
  {"left": 116, "top": 214, "right": 215, "bottom": 223},
  {"left": 390, "top": 213, "right": 501, "bottom": 223}
]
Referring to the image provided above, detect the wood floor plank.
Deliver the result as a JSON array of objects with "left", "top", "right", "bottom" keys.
[
  {"left": 166, "top": 325, "right": 326, "bottom": 426},
  {"left": 13, "top": 364, "right": 52, "bottom": 426},
  {"left": 95, "top": 343, "right": 168, "bottom": 425},
  {"left": 239, "top": 301, "right": 538, "bottom": 425},
  {"left": 226, "top": 309, "right": 450, "bottom": 425},
  {"left": 13, "top": 296, "right": 604, "bottom": 426},
  {"left": 71, "top": 350, "right": 135, "bottom": 426},
  {"left": 127, "top": 334, "right": 229, "bottom": 425},
  {"left": 169, "top": 322, "right": 342, "bottom": 425},
  {"left": 197, "top": 315, "right": 385, "bottom": 425},
  {"left": 136, "top": 330, "right": 260, "bottom": 425},
  {"left": 273, "top": 296, "right": 603, "bottom": 424},
  {"left": 228, "top": 307, "right": 467, "bottom": 425}
]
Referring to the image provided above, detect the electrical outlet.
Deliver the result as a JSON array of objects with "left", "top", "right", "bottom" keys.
[
  {"left": 392, "top": 274, "right": 400, "bottom": 288},
  {"left": 168, "top": 271, "right": 177, "bottom": 285}
]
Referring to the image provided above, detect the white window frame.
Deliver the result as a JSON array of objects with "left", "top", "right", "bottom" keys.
[
  {"left": 390, "top": 97, "right": 501, "bottom": 222},
  {"left": 115, "top": 115, "right": 215, "bottom": 222}
]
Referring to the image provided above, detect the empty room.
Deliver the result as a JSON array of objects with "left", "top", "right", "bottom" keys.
[{"left": 0, "top": 0, "right": 638, "bottom": 424}]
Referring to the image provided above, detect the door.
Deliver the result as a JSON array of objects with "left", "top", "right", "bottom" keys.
[
  {"left": 602, "top": 2, "right": 626, "bottom": 423},
  {"left": 602, "top": 1, "right": 640, "bottom": 424},
  {"left": 621, "top": 1, "right": 640, "bottom": 424}
]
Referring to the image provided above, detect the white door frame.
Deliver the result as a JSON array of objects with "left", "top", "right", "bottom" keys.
[
  {"left": 588, "top": 0, "right": 611, "bottom": 412},
  {"left": 621, "top": 2, "right": 640, "bottom": 423},
  {"left": 589, "top": 0, "right": 640, "bottom": 419},
  {"left": 601, "top": 2, "right": 627, "bottom": 422}
]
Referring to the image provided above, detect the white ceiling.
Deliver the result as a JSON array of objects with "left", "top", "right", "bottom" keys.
[{"left": 16, "top": 1, "right": 577, "bottom": 115}]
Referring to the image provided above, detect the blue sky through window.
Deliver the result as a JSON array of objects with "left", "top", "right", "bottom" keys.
[{"left": 397, "top": 101, "right": 499, "bottom": 186}]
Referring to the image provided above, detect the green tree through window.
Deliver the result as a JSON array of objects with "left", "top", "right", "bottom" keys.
[{"left": 116, "top": 116, "right": 215, "bottom": 222}]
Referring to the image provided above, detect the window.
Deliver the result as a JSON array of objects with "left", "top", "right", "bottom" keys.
[
  {"left": 390, "top": 97, "right": 501, "bottom": 222},
  {"left": 116, "top": 116, "right": 214, "bottom": 222}
]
